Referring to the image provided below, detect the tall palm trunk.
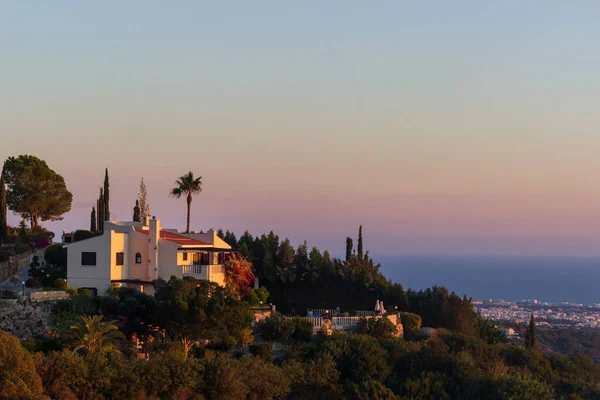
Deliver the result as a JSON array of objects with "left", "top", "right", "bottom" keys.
[{"left": 186, "top": 193, "right": 192, "bottom": 233}]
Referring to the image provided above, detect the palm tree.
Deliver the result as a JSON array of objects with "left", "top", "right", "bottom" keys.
[
  {"left": 69, "top": 315, "right": 125, "bottom": 354},
  {"left": 170, "top": 171, "right": 203, "bottom": 233}
]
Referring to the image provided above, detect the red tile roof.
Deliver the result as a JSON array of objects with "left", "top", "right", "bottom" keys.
[{"left": 133, "top": 228, "right": 210, "bottom": 246}]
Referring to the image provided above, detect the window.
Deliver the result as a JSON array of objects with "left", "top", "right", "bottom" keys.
[
  {"left": 116, "top": 252, "right": 124, "bottom": 266},
  {"left": 81, "top": 252, "right": 96, "bottom": 266},
  {"left": 135, "top": 252, "right": 142, "bottom": 264},
  {"left": 200, "top": 253, "right": 210, "bottom": 265},
  {"left": 182, "top": 252, "right": 188, "bottom": 261}
]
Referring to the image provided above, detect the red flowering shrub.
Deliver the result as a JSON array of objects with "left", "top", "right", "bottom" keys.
[
  {"left": 224, "top": 254, "right": 255, "bottom": 298},
  {"left": 25, "top": 277, "right": 39, "bottom": 288}
]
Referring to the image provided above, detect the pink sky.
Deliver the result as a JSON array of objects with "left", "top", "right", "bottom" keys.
[{"left": 3, "top": 3, "right": 600, "bottom": 256}]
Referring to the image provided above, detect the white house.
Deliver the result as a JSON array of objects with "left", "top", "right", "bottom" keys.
[{"left": 67, "top": 216, "right": 236, "bottom": 295}]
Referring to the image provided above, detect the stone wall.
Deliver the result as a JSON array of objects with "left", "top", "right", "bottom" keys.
[
  {"left": 30, "top": 290, "right": 69, "bottom": 303},
  {"left": 0, "top": 298, "right": 53, "bottom": 339}
]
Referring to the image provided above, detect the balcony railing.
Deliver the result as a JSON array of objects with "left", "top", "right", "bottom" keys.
[{"left": 181, "top": 265, "right": 203, "bottom": 276}]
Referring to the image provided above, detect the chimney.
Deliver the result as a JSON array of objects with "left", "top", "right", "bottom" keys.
[
  {"left": 144, "top": 215, "right": 151, "bottom": 226},
  {"left": 148, "top": 217, "right": 160, "bottom": 280}
]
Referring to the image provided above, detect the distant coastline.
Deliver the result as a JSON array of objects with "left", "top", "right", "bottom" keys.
[{"left": 378, "top": 254, "right": 600, "bottom": 305}]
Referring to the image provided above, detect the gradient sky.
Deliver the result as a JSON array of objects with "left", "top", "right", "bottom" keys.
[{"left": 2, "top": 2, "right": 600, "bottom": 256}]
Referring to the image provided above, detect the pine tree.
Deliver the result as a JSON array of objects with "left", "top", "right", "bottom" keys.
[
  {"left": 525, "top": 314, "right": 538, "bottom": 350},
  {"left": 138, "top": 178, "right": 150, "bottom": 220},
  {"left": 0, "top": 174, "right": 7, "bottom": 245},
  {"left": 345, "top": 237, "right": 353, "bottom": 261},
  {"left": 103, "top": 168, "right": 110, "bottom": 221},
  {"left": 357, "top": 225, "right": 364, "bottom": 260},
  {"left": 90, "top": 207, "right": 96, "bottom": 232},
  {"left": 133, "top": 200, "right": 141, "bottom": 222}
]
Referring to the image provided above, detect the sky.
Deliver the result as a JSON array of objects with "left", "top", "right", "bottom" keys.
[{"left": 2, "top": 2, "right": 600, "bottom": 256}]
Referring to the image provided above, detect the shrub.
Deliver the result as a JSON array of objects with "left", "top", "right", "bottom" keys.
[
  {"left": 0, "top": 330, "right": 45, "bottom": 399},
  {"left": 219, "top": 335, "right": 237, "bottom": 351},
  {"left": 9, "top": 275, "right": 21, "bottom": 286},
  {"left": 78, "top": 288, "right": 91, "bottom": 297},
  {"left": 65, "top": 286, "right": 78, "bottom": 297},
  {"left": 34, "top": 237, "right": 51, "bottom": 249},
  {"left": 54, "top": 278, "right": 67, "bottom": 289},
  {"left": 25, "top": 277, "right": 39, "bottom": 288},
  {"left": 400, "top": 312, "right": 422, "bottom": 341},
  {"left": 0, "top": 289, "right": 18, "bottom": 299},
  {"left": 249, "top": 343, "right": 272, "bottom": 362}
]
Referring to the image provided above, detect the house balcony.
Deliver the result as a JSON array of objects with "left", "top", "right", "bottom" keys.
[
  {"left": 181, "top": 264, "right": 206, "bottom": 279},
  {"left": 180, "top": 264, "right": 225, "bottom": 284}
]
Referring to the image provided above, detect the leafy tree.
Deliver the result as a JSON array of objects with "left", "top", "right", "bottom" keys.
[
  {"left": 90, "top": 206, "right": 96, "bottom": 232},
  {"left": 249, "top": 343, "right": 273, "bottom": 362},
  {"left": 45, "top": 243, "right": 67, "bottom": 267},
  {"left": 400, "top": 312, "right": 422, "bottom": 341},
  {"left": 291, "top": 317, "right": 314, "bottom": 342},
  {"left": 315, "top": 332, "right": 391, "bottom": 384},
  {"left": 238, "top": 327, "right": 254, "bottom": 350},
  {"left": 73, "top": 230, "right": 95, "bottom": 242},
  {"left": 132, "top": 199, "right": 140, "bottom": 222},
  {"left": 170, "top": 171, "right": 202, "bottom": 233},
  {"left": 103, "top": 168, "right": 110, "bottom": 221},
  {"left": 525, "top": 314, "right": 538, "bottom": 350},
  {"left": 2, "top": 155, "right": 73, "bottom": 228},
  {"left": 0, "top": 331, "right": 44, "bottom": 400},
  {"left": 477, "top": 316, "right": 508, "bottom": 345},
  {"left": 69, "top": 315, "right": 125, "bottom": 354},
  {"left": 356, "top": 316, "right": 399, "bottom": 340},
  {"left": 0, "top": 174, "right": 7, "bottom": 245}
]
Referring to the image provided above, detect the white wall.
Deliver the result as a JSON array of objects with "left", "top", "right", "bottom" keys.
[
  {"left": 128, "top": 231, "right": 150, "bottom": 280},
  {"left": 158, "top": 240, "right": 181, "bottom": 279},
  {"left": 67, "top": 233, "right": 111, "bottom": 294}
]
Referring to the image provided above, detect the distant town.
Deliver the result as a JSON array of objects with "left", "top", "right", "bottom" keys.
[{"left": 475, "top": 299, "right": 600, "bottom": 333}]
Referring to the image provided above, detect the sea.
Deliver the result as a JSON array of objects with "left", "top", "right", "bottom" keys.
[{"left": 377, "top": 255, "right": 600, "bottom": 305}]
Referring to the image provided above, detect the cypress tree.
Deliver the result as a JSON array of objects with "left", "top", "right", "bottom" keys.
[
  {"left": 133, "top": 200, "right": 141, "bottom": 222},
  {"left": 0, "top": 174, "right": 7, "bottom": 245},
  {"left": 525, "top": 314, "right": 538, "bottom": 350},
  {"left": 103, "top": 168, "right": 110, "bottom": 221},
  {"left": 98, "top": 189, "right": 104, "bottom": 233},
  {"left": 345, "top": 237, "right": 353, "bottom": 261},
  {"left": 357, "top": 225, "right": 364, "bottom": 260},
  {"left": 90, "top": 207, "right": 96, "bottom": 232},
  {"left": 96, "top": 193, "right": 101, "bottom": 231}
]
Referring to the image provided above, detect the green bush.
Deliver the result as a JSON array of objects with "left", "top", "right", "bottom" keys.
[
  {"left": 44, "top": 244, "right": 67, "bottom": 267},
  {"left": 356, "top": 316, "right": 399, "bottom": 340},
  {"left": 54, "top": 278, "right": 67, "bottom": 289},
  {"left": 0, "top": 289, "right": 18, "bottom": 299},
  {"left": 249, "top": 343, "right": 272, "bottom": 362},
  {"left": 219, "top": 335, "right": 237, "bottom": 351},
  {"left": 400, "top": 312, "right": 421, "bottom": 341},
  {"left": 0, "top": 331, "right": 45, "bottom": 399},
  {"left": 292, "top": 317, "right": 313, "bottom": 342}
]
